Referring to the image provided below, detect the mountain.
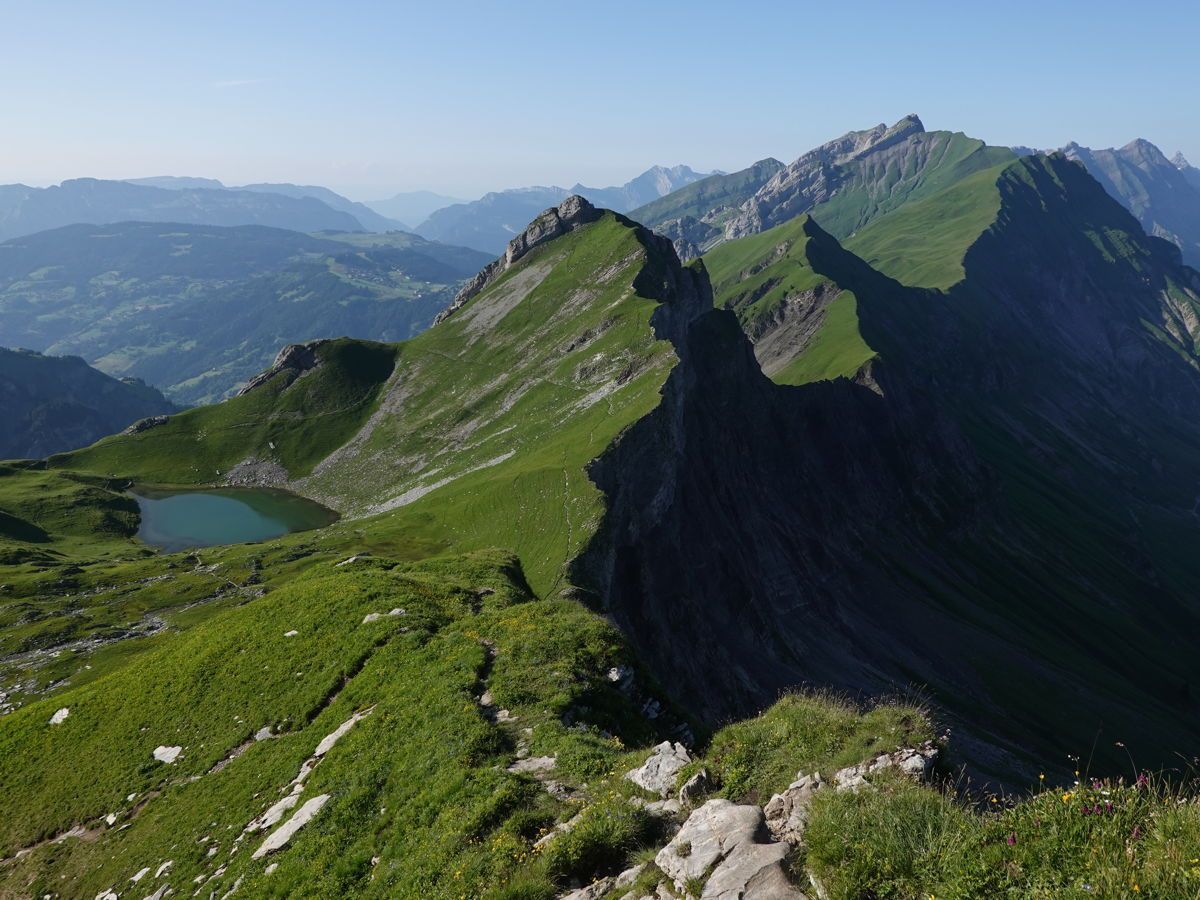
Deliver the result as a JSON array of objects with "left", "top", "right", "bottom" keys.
[
  {"left": 0, "top": 178, "right": 367, "bottom": 241},
  {"left": 635, "top": 116, "right": 1016, "bottom": 268},
  {"left": 234, "top": 183, "right": 407, "bottom": 232},
  {"left": 0, "top": 347, "right": 176, "bottom": 458},
  {"left": 364, "top": 189, "right": 465, "bottom": 225},
  {"left": 1063, "top": 139, "right": 1200, "bottom": 267},
  {"left": 628, "top": 158, "right": 785, "bottom": 257},
  {"left": 1175, "top": 151, "right": 1200, "bottom": 190},
  {"left": 0, "top": 222, "right": 491, "bottom": 404},
  {"left": 414, "top": 164, "right": 712, "bottom": 254},
  {"left": 127, "top": 177, "right": 409, "bottom": 232},
  {"left": 5, "top": 161, "right": 1200, "bottom": 896}
]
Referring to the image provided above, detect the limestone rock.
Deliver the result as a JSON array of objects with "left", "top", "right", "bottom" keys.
[
  {"left": 655, "top": 799, "right": 804, "bottom": 899},
  {"left": 832, "top": 741, "right": 938, "bottom": 792},
  {"left": 152, "top": 745, "right": 182, "bottom": 764},
  {"left": 763, "top": 773, "right": 825, "bottom": 844},
  {"left": 625, "top": 741, "right": 690, "bottom": 797},
  {"left": 434, "top": 196, "right": 604, "bottom": 324},
  {"left": 678, "top": 768, "right": 710, "bottom": 806},
  {"left": 237, "top": 340, "right": 327, "bottom": 396},
  {"left": 49, "top": 707, "right": 70, "bottom": 725},
  {"left": 251, "top": 794, "right": 330, "bottom": 859}
]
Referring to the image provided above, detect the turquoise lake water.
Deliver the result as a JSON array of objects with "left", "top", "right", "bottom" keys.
[{"left": 132, "top": 487, "right": 338, "bottom": 551}]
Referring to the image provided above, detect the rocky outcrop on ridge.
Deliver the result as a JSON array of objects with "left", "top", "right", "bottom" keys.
[
  {"left": 724, "top": 115, "right": 926, "bottom": 240},
  {"left": 236, "top": 340, "right": 328, "bottom": 395},
  {"left": 434, "top": 195, "right": 605, "bottom": 324}
]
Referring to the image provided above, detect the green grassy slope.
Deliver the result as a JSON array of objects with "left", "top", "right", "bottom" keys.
[
  {"left": 842, "top": 160, "right": 1012, "bottom": 288},
  {"left": 64, "top": 338, "right": 398, "bottom": 483},
  {"left": 811, "top": 132, "right": 1013, "bottom": 243},
  {"left": 702, "top": 216, "right": 875, "bottom": 384},
  {"left": 293, "top": 213, "right": 694, "bottom": 596}
]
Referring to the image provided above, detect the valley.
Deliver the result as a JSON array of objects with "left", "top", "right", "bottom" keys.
[{"left": 2, "top": 109, "right": 1200, "bottom": 898}]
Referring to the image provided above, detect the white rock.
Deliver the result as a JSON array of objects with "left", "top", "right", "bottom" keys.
[
  {"left": 362, "top": 613, "right": 382, "bottom": 624},
  {"left": 254, "top": 726, "right": 274, "bottom": 741},
  {"left": 144, "top": 885, "right": 171, "bottom": 900},
  {"left": 245, "top": 794, "right": 300, "bottom": 833},
  {"left": 154, "top": 860, "right": 173, "bottom": 878},
  {"left": 283, "top": 630, "right": 298, "bottom": 638},
  {"left": 95, "top": 890, "right": 119, "bottom": 900},
  {"left": 130, "top": 866, "right": 150, "bottom": 882},
  {"left": 49, "top": 707, "right": 70, "bottom": 725},
  {"left": 387, "top": 608, "right": 405, "bottom": 616},
  {"left": 264, "top": 863, "right": 278, "bottom": 875},
  {"left": 625, "top": 741, "right": 690, "bottom": 797},
  {"left": 655, "top": 799, "right": 803, "bottom": 899},
  {"left": 105, "top": 814, "right": 118, "bottom": 826},
  {"left": 153, "top": 745, "right": 182, "bottom": 764},
  {"left": 252, "top": 794, "right": 330, "bottom": 859},
  {"left": 314, "top": 707, "right": 373, "bottom": 757}
]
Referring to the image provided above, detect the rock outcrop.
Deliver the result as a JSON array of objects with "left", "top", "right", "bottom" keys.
[
  {"left": 724, "top": 115, "right": 927, "bottom": 240},
  {"left": 434, "top": 195, "right": 605, "bottom": 324},
  {"left": 237, "top": 340, "right": 328, "bottom": 395},
  {"left": 655, "top": 799, "right": 805, "bottom": 899},
  {"left": 625, "top": 741, "right": 691, "bottom": 797}
]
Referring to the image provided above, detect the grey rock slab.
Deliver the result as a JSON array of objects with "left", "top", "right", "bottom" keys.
[
  {"left": 251, "top": 794, "right": 330, "bottom": 859},
  {"left": 763, "top": 773, "right": 825, "bottom": 844},
  {"left": 655, "top": 799, "right": 804, "bottom": 899},
  {"left": 625, "top": 741, "right": 690, "bottom": 797}
]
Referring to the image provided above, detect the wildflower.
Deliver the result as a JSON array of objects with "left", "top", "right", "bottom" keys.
[
  {"left": 1131, "top": 826, "right": 1143, "bottom": 841},
  {"left": 1039, "top": 773, "right": 1045, "bottom": 782},
  {"left": 1062, "top": 792, "right": 1073, "bottom": 803},
  {"left": 1133, "top": 885, "right": 1141, "bottom": 893},
  {"left": 1136, "top": 773, "right": 1149, "bottom": 789},
  {"left": 1006, "top": 833, "right": 1017, "bottom": 846}
]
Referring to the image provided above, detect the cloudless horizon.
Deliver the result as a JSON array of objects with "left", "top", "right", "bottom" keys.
[{"left": 4, "top": 0, "right": 1197, "bottom": 201}]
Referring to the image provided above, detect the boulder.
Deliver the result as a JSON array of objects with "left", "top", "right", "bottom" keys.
[
  {"left": 49, "top": 707, "right": 70, "bottom": 725},
  {"left": 763, "top": 773, "right": 825, "bottom": 844},
  {"left": 152, "top": 745, "right": 182, "bottom": 764},
  {"left": 625, "top": 741, "right": 690, "bottom": 797},
  {"left": 655, "top": 799, "right": 804, "bottom": 899}
]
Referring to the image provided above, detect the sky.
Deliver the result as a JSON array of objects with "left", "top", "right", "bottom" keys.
[{"left": 2, "top": 0, "right": 1197, "bottom": 201}]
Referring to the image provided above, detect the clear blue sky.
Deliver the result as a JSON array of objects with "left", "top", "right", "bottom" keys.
[{"left": 3, "top": 0, "right": 1196, "bottom": 200}]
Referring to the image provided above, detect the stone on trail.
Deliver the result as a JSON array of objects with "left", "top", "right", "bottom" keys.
[
  {"left": 655, "top": 799, "right": 804, "bottom": 899},
  {"left": 625, "top": 741, "right": 690, "bottom": 797},
  {"left": 252, "top": 794, "right": 330, "bottom": 859},
  {"left": 153, "top": 745, "right": 182, "bottom": 764}
]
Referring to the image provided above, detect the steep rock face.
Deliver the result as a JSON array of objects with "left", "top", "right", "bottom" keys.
[
  {"left": 574, "top": 155, "right": 1200, "bottom": 781},
  {"left": 630, "top": 159, "right": 787, "bottom": 260},
  {"left": 726, "top": 116, "right": 927, "bottom": 239}
]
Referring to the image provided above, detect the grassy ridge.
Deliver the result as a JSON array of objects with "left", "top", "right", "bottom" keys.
[
  {"left": 62, "top": 338, "right": 398, "bottom": 483},
  {"left": 702, "top": 215, "right": 875, "bottom": 385}
]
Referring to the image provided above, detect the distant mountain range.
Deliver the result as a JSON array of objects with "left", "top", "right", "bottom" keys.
[
  {"left": 0, "top": 222, "right": 490, "bottom": 404},
  {"left": 126, "top": 176, "right": 408, "bottom": 232},
  {"left": 414, "top": 165, "right": 714, "bottom": 254},
  {"left": 0, "top": 347, "right": 175, "bottom": 459},
  {"left": 363, "top": 190, "right": 464, "bottom": 227},
  {"left": 0, "top": 178, "right": 377, "bottom": 242}
]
